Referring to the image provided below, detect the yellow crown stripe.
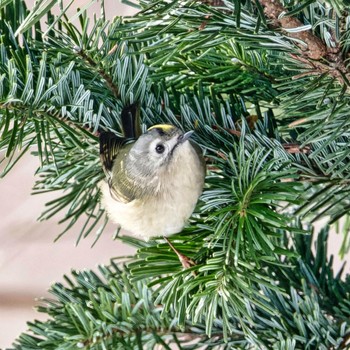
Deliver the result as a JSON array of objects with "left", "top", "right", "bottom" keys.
[{"left": 147, "top": 124, "right": 175, "bottom": 132}]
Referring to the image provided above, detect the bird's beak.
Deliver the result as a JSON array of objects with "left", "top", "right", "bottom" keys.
[{"left": 178, "top": 130, "right": 194, "bottom": 144}]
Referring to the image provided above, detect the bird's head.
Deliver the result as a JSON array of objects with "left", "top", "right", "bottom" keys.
[{"left": 125, "top": 124, "right": 194, "bottom": 178}]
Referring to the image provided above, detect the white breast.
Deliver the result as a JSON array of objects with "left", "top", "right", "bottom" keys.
[{"left": 100, "top": 142, "right": 204, "bottom": 240}]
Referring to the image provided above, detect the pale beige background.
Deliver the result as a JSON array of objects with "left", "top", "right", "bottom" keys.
[
  {"left": 0, "top": 152, "right": 137, "bottom": 348},
  {"left": 1, "top": 155, "right": 347, "bottom": 349},
  {"left": 0, "top": 1, "right": 137, "bottom": 348},
  {"left": 0, "top": 1, "right": 348, "bottom": 349}
]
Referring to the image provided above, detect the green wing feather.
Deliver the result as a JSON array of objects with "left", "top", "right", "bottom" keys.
[{"left": 99, "top": 104, "right": 142, "bottom": 203}]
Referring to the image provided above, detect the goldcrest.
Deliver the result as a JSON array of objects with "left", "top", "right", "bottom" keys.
[{"left": 99, "top": 105, "right": 206, "bottom": 240}]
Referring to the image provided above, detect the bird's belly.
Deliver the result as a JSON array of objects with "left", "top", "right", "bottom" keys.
[{"left": 100, "top": 180, "right": 201, "bottom": 239}]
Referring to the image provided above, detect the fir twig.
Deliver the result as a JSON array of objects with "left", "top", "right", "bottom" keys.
[
  {"left": 1, "top": 0, "right": 350, "bottom": 348},
  {"left": 73, "top": 46, "right": 121, "bottom": 98},
  {"left": 258, "top": 0, "right": 350, "bottom": 89},
  {"left": 258, "top": 0, "right": 327, "bottom": 59}
]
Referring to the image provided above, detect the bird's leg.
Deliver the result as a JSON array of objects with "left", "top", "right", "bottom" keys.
[{"left": 163, "top": 236, "right": 196, "bottom": 269}]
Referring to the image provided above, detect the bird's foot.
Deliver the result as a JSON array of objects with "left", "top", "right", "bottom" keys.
[{"left": 163, "top": 236, "right": 196, "bottom": 270}]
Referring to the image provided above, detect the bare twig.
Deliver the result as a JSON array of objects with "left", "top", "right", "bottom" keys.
[
  {"left": 338, "top": 330, "right": 350, "bottom": 349},
  {"left": 282, "top": 143, "right": 311, "bottom": 154},
  {"left": 163, "top": 236, "right": 197, "bottom": 270}
]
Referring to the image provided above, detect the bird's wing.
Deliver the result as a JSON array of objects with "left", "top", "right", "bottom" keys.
[
  {"left": 109, "top": 177, "right": 136, "bottom": 203},
  {"left": 99, "top": 104, "right": 142, "bottom": 203},
  {"left": 99, "top": 103, "right": 141, "bottom": 172},
  {"left": 99, "top": 133, "right": 136, "bottom": 203},
  {"left": 99, "top": 131, "right": 127, "bottom": 173}
]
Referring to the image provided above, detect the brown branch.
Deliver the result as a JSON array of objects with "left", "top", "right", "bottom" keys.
[
  {"left": 258, "top": 0, "right": 326, "bottom": 60},
  {"left": 282, "top": 143, "right": 311, "bottom": 154},
  {"left": 73, "top": 46, "right": 120, "bottom": 99},
  {"left": 258, "top": 0, "right": 350, "bottom": 90},
  {"left": 45, "top": 110, "right": 100, "bottom": 140},
  {"left": 202, "top": 0, "right": 226, "bottom": 7},
  {"left": 338, "top": 330, "right": 350, "bottom": 349}
]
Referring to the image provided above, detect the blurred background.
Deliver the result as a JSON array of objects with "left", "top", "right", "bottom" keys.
[
  {"left": 0, "top": 1, "right": 137, "bottom": 348},
  {"left": 0, "top": 152, "right": 136, "bottom": 348},
  {"left": 0, "top": 1, "right": 348, "bottom": 349}
]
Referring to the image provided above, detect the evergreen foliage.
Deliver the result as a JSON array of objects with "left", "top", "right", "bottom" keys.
[{"left": 1, "top": 0, "right": 350, "bottom": 348}]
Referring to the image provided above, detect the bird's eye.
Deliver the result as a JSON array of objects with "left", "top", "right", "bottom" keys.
[{"left": 155, "top": 144, "right": 165, "bottom": 154}]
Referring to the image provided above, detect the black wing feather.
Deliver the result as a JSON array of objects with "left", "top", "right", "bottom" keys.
[
  {"left": 121, "top": 103, "right": 141, "bottom": 139},
  {"left": 99, "top": 132, "right": 126, "bottom": 172},
  {"left": 99, "top": 104, "right": 140, "bottom": 172}
]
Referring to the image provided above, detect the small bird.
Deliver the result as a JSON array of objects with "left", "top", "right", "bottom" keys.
[{"left": 99, "top": 104, "right": 206, "bottom": 266}]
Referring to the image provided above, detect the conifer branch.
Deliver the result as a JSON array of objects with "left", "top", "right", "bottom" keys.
[
  {"left": 258, "top": 0, "right": 350, "bottom": 88},
  {"left": 1, "top": 0, "right": 350, "bottom": 348},
  {"left": 1, "top": 103, "right": 99, "bottom": 140},
  {"left": 73, "top": 46, "right": 121, "bottom": 99},
  {"left": 212, "top": 124, "right": 311, "bottom": 153},
  {"left": 258, "top": 0, "right": 326, "bottom": 60},
  {"left": 78, "top": 326, "right": 223, "bottom": 348}
]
